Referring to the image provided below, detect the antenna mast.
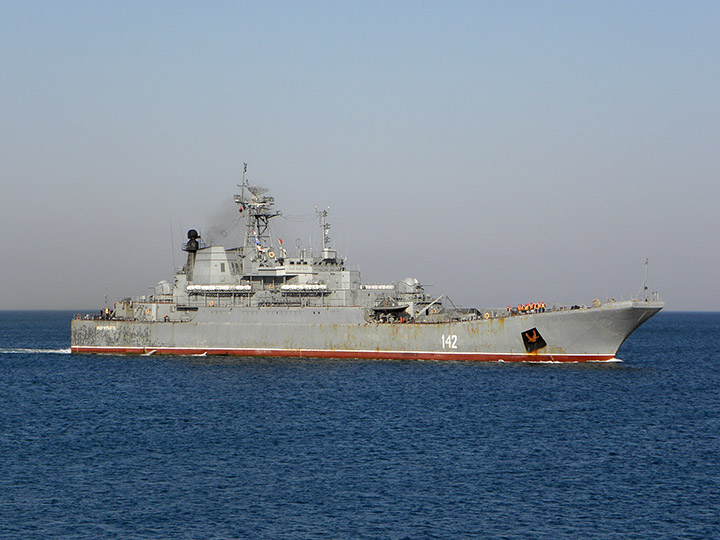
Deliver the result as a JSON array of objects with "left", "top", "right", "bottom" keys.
[
  {"left": 240, "top": 162, "right": 248, "bottom": 200},
  {"left": 316, "top": 206, "right": 331, "bottom": 250},
  {"left": 636, "top": 258, "right": 649, "bottom": 300},
  {"left": 233, "top": 164, "right": 281, "bottom": 263}
]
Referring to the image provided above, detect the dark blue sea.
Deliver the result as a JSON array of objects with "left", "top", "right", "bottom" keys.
[{"left": 1, "top": 311, "right": 718, "bottom": 539}]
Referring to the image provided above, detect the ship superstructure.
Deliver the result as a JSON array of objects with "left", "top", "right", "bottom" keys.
[{"left": 72, "top": 166, "right": 663, "bottom": 362}]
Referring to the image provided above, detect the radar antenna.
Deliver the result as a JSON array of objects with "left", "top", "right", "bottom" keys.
[{"left": 248, "top": 186, "right": 268, "bottom": 198}]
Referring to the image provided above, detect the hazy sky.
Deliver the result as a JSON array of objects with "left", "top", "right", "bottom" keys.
[{"left": 1, "top": 1, "right": 718, "bottom": 310}]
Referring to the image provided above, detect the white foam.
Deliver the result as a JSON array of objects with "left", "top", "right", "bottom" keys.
[{"left": 0, "top": 347, "right": 71, "bottom": 354}]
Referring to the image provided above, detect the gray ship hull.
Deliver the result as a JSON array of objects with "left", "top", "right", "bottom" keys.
[{"left": 71, "top": 299, "right": 662, "bottom": 362}]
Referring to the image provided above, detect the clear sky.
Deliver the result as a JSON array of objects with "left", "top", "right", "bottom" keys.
[{"left": 1, "top": 1, "right": 718, "bottom": 310}]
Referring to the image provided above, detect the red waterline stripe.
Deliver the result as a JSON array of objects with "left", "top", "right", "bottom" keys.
[{"left": 70, "top": 346, "right": 614, "bottom": 363}]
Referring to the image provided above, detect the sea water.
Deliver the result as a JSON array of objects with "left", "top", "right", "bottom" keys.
[{"left": 1, "top": 311, "right": 718, "bottom": 539}]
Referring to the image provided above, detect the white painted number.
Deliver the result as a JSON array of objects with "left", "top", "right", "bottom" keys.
[{"left": 442, "top": 334, "right": 458, "bottom": 349}]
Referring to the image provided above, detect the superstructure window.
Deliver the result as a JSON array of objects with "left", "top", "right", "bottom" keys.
[{"left": 220, "top": 263, "right": 226, "bottom": 272}]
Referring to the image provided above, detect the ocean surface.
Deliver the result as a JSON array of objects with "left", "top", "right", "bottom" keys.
[{"left": 1, "top": 311, "right": 718, "bottom": 539}]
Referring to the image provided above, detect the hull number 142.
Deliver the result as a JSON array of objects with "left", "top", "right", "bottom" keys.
[{"left": 442, "top": 334, "right": 458, "bottom": 349}]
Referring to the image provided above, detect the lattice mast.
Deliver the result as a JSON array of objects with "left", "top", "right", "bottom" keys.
[{"left": 233, "top": 164, "right": 281, "bottom": 261}]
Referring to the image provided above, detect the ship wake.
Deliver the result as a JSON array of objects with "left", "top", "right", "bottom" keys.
[{"left": 0, "top": 347, "right": 71, "bottom": 355}]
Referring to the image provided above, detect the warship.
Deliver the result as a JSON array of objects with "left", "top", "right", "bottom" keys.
[{"left": 72, "top": 166, "right": 663, "bottom": 362}]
